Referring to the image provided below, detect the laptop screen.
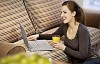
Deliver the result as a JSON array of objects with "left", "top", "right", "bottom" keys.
[{"left": 20, "top": 24, "right": 30, "bottom": 51}]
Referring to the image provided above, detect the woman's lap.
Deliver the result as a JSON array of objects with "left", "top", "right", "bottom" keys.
[{"left": 83, "top": 58, "right": 100, "bottom": 64}]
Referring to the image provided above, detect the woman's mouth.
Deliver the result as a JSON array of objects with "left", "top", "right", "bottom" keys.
[{"left": 63, "top": 18, "right": 67, "bottom": 21}]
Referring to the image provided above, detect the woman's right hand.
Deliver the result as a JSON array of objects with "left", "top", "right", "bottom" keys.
[{"left": 27, "top": 34, "right": 39, "bottom": 41}]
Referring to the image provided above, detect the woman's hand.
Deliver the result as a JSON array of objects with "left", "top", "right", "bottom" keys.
[
  {"left": 53, "top": 41, "right": 66, "bottom": 50},
  {"left": 27, "top": 34, "right": 39, "bottom": 41}
]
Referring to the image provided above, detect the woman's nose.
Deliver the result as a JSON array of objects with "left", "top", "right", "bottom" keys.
[{"left": 61, "top": 13, "right": 64, "bottom": 17}]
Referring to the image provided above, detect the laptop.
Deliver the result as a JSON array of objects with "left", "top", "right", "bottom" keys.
[{"left": 20, "top": 24, "right": 53, "bottom": 52}]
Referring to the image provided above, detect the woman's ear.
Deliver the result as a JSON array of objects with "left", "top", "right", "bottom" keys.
[{"left": 72, "top": 11, "right": 76, "bottom": 16}]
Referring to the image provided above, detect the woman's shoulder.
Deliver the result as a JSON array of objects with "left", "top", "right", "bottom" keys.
[
  {"left": 78, "top": 23, "right": 90, "bottom": 37},
  {"left": 79, "top": 23, "right": 88, "bottom": 31},
  {"left": 79, "top": 23, "right": 89, "bottom": 34}
]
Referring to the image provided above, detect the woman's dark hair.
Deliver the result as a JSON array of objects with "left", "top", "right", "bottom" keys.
[{"left": 62, "top": 0, "right": 85, "bottom": 24}]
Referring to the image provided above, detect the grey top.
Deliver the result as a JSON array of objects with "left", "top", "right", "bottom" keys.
[{"left": 38, "top": 23, "right": 95, "bottom": 61}]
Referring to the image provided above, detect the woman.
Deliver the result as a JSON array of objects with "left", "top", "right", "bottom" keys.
[{"left": 28, "top": 1, "right": 100, "bottom": 64}]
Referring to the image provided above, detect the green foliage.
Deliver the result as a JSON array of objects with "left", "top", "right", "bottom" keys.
[{"left": 0, "top": 53, "right": 52, "bottom": 64}]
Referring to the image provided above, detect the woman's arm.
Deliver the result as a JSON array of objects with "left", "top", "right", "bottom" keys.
[
  {"left": 64, "top": 25, "right": 90, "bottom": 59},
  {"left": 38, "top": 23, "right": 65, "bottom": 40}
]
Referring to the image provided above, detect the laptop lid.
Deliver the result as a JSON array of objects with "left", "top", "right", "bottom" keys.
[
  {"left": 20, "top": 24, "right": 30, "bottom": 51},
  {"left": 20, "top": 24, "right": 53, "bottom": 51}
]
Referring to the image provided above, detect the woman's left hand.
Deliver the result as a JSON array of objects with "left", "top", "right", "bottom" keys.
[{"left": 52, "top": 41, "right": 66, "bottom": 50}]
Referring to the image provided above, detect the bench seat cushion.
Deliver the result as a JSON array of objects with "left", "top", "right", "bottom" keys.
[
  {"left": 25, "top": 0, "right": 63, "bottom": 33},
  {"left": 0, "top": 0, "right": 35, "bottom": 43},
  {"left": 0, "top": 41, "right": 25, "bottom": 58}
]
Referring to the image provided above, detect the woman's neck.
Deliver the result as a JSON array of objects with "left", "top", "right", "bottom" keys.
[{"left": 68, "top": 18, "right": 78, "bottom": 29}]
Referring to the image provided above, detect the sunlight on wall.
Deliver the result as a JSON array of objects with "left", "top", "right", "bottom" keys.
[{"left": 83, "top": 0, "right": 100, "bottom": 12}]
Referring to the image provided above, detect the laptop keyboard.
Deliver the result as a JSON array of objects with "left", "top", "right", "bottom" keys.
[{"left": 28, "top": 40, "right": 53, "bottom": 51}]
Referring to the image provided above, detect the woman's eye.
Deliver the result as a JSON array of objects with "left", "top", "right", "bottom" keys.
[
  {"left": 60, "top": 11, "right": 67, "bottom": 15},
  {"left": 63, "top": 11, "right": 67, "bottom": 13}
]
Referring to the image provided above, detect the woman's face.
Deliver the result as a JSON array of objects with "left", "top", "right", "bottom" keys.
[{"left": 61, "top": 5, "right": 75, "bottom": 24}]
